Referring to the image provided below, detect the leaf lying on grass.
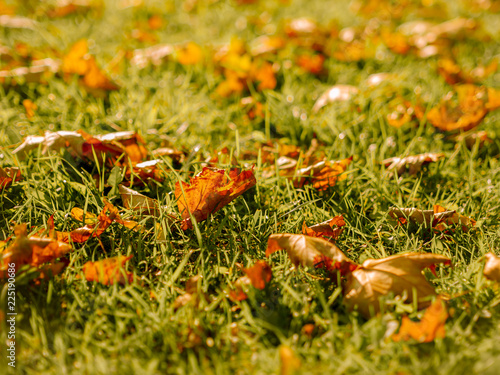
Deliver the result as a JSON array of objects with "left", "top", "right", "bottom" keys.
[
  {"left": 0, "top": 224, "right": 72, "bottom": 278},
  {"left": 389, "top": 205, "right": 475, "bottom": 231},
  {"left": 0, "top": 166, "right": 21, "bottom": 188},
  {"left": 483, "top": 252, "right": 500, "bottom": 282},
  {"left": 383, "top": 153, "right": 444, "bottom": 176},
  {"left": 175, "top": 167, "right": 256, "bottom": 230},
  {"left": 82, "top": 255, "right": 134, "bottom": 285},
  {"left": 266, "top": 234, "right": 451, "bottom": 318},
  {"left": 392, "top": 298, "right": 448, "bottom": 343},
  {"left": 302, "top": 215, "right": 345, "bottom": 240}
]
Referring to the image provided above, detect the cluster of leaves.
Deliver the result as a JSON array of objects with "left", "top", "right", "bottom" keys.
[{"left": 1, "top": 0, "right": 500, "bottom": 373}]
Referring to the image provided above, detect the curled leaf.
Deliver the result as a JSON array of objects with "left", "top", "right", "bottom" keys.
[
  {"left": 312, "top": 84, "right": 359, "bottom": 113},
  {"left": 119, "top": 184, "right": 162, "bottom": 216},
  {"left": 383, "top": 153, "right": 444, "bottom": 176},
  {"left": 389, "top": 205, "right": 475, "bottom": 231},
  {"left": 302, "top": 215, "right": 345, "bottom": 240}
]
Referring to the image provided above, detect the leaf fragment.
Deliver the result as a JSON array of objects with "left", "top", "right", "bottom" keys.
[
  {"left": 82, "top": 255, "right": 134, "bottom": 285},
  {"left": 483, "top": 252, "right": 500, "bottom": 282}
]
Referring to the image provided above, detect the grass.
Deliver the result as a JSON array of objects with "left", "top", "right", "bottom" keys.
[{"left": 1, "top": 0, "right": 500, "bottom": 374}]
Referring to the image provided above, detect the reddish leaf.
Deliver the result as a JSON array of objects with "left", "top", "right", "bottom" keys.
[
  {"left": 243, "top": 261, "right": 272, "bottom": 290},
  {"left": 302, "top": 215, "right": 345, "bottom": 240}
]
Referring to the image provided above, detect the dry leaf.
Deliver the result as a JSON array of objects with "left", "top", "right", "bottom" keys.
[
  {"left": 383, "top": 153, "right": 444, "bottom": 176},
  {"left": 83, "top": 255, "right": 134, "bottom": 285},
  {"left": 483, "top": 252, "right": 500, "bottom": 282},
  {"left": 243, "top": 260, "right": 272, "bottom": 290},
  {"left": 302, "top": 215, "right": 345, "bottom": 240},
  {"left": 175, "top": 167, "right": 256, "bottom": 230},
  {"left": 266, "top": 234, "right": 349, "bottom": 268},
  {"left": 0, "top": 166, "right": 21, "bottom": 188},
  {"left": 389, "top": 206, "right": 475, "bottom": 231},
  {"left": 343, "top": 253, "right": 451, "bottom": 318},
  {"left": 119, "top": 184, "right": 162, "bottom": 216},
  {"left": 392, "top": 298, "right": 448, "bottom": 343},
  {"left": 312, "top": 84, "right": 359, "bottom": 113},
  {"left": 0, "top": 224, "right": 72, "bottom": 278},
  {"left": 279, "top": 345, "right": 301, "bottom": 375}
]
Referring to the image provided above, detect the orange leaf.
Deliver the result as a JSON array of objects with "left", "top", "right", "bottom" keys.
[
  {"left": 62, "top": 39, "right": 90, "bottom": 76},
  {"left": 177, "top": 42, "right": 203, "bottom": 65},
  {"left": 22, "top": 99, "right": 37, "bottom": 118},
  {"left": 243, "top": 261, "right": 272, "bottom": 290},
  {"left": 266, "top": 234, "right": 350, "bottom": 268},
  {"left": 0, "top": 166, "right": 20, "bottom": 188},
  {"left": 83, "top": 255, "right": 134, "bottom": 285},
  {"left": 392, "top": 298, "right": 448, "bottom": 343},
  {"left": 175, "top": 167, "right": 256, "bottom": 230},
  {"left": 302, "top": 215, "right": 345, "bottom": 240}
]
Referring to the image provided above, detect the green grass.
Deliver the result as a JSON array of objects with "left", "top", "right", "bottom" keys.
[{"left": 1, "top": 0, "right": 500, "bottom": 374}]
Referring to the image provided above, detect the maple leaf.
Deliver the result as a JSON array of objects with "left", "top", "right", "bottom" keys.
[
  {"left": 312, "top": 84, "right": 359, "bottom": 113},
  {"left": 383, "top": 153, "right": 444, "bottom": 176},
  {"left": 82, "top": 255, "right": 134, "bottom": 285},
  {"left": 243, "top": 261, "right": 272, "bottom": 290},
  {"left": 302, "top": 215, "right": 345, "bottom": 240},
  {"left": 343, "top": 253, "right": 451, "bottom": 318},
  {"left": 266, "top": 234, "right": 350, "bottom": 268},
  {"left": 392, "top": 298, "right": 448, "bottom": 343},
  {"left": 0, "top": 224, "right": 72, "bottom": 278},
  {"left": 483, "top": 252, "right": 500, "bottom": 282},
  {"left": 175, "top": 167, "right": 256, "bottom": 230}
]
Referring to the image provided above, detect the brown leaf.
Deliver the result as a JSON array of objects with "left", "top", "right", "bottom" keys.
[
  {"left": 389, "top": 206, "right": 475, "bottom": 231},
  {"left": 392, "top": 298, "right": 448, "bottom": 343},
  {"left": 343, "top": 253, "right": 451, "bottom": 318},
  {"left": 175, "top": 167, "right": 256, "bottom": 230},
  {"left": 266, "top": 234, "right": 349, "bottom": 268},
  {"left": 483, "top": 252, "right": 500, "bottom": 282},
  {"left": 383, "top": 153, "right": 444, "bottom": 176},
  {"left": 82, "top": 255, "right": 134, "bottom": 285},
  {"left": 119, "top": 184, "right": 162, "bottom": 216},
  {"left": 302, "top": 215, "right": 345, "bottom": 240},
  {"left": 243, "top": 261, "right": 272, "bottom": 290},
  {"left": 0, "top": 166, "right": 21, "bottom": 188}
]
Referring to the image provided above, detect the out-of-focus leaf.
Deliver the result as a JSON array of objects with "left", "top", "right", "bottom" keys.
[
  {"left": 243, "top": 260, "right": 272, "bottom": 290},
  {"left": 383, "top": 153, "right": 444, "bottom": 176},
  {"left": 82, "top": 255, "right": 134, "bottom": 285},
  {"left": 312, "top": 84, "right": 359, "bottom": 113},
  {"left": 484, "top": 252, "right": 500, "bottom": 282},
  {"left": 392, "top": 298, "right": 448, "bottom": 343},
  {"left": 279, "top": 345, "right": 301, "bottom": 375},
  {"left": 0, "top": 166, "right": 21, "bottom": 188}
]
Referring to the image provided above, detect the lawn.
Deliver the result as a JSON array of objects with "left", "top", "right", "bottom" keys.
[{"left": 1, "top": 0, "right": 500, "bottom": 374}]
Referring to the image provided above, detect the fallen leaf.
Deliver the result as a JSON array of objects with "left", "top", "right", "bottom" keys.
[
  {"left": 312, "top": 84, "right": 359, "bottom": 113},
  {"left": 0, "top": 166, "right": 21, "bottom": 188},
  {"left": 279, "top": 345, "right": 301, "bottom": 375},
  {"left": 0, "top": 224, "right": 72, "bottom": 278},
  {"left": 177, "top": 42, "right": 203, "bottom": 65},
  {"left": 266, "top": 234, "right": 349, "bottom": 268},
  {"left": 119, "top": 184, "right": 162, "bottom": 216},
  {"left": 22, "top": 99, "right": 37, "bottom": 118},
  {"left": 175, "top": 167, "right": 256, "bottom": 230},
  {"left": 83, "top": 255, "right": 134, "bottom": 285},
  {"left": 389, "top": 206, "right": 475, "bottom": 231},
  {"left": 383, "top": 153, "right": 444, "bottom": 176},
  {"left": 243, "top": 260, "right": 272, "bottom": 290},
  {"left": 302, "top": 215, "right": 345, "bottom": 240},
  {"left": 343, "top": 253, "right": 451, "bottom": 318},
  {"left": 483, "top": 252, "right": 500, "bottom": 282},
  {"left": 392, "top": 298, "right": 448, "bottom": 343}
]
